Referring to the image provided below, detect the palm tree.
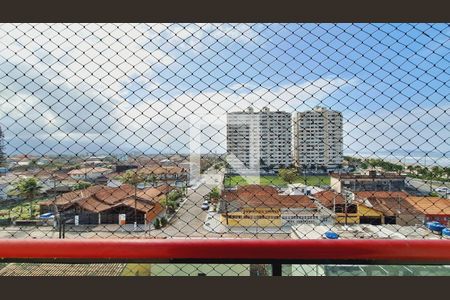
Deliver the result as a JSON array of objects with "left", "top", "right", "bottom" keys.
[
  {"left": 146, "top": 174, "right": 158, "bottom": 187},
  {"left": 209, "top": 187, "right": 221, "bottom": 204},
  {"left": 120, "top": 170, "right": 145, "bottom": 225},
  {"left": 10, "top": 177, "right": 42, "bottom": 219}
]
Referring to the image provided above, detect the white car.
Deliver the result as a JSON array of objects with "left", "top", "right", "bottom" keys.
[
  {"left": 435, "top": 187, "right": 449, "bottom": 193},
  {"left": 201, "top": 203, "right": 210, "bottom": 210}
]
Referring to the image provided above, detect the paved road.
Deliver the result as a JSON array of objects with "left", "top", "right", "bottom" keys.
[
  {"left": 406, "top": 177, "right": 450, "bottom": 198},
  {"left": 150, "top": 167, "right": 289, "bottom": 239},
  {"left": 0, "top": 166, "right": 289, "bottom": 240},
  {"left": 151, "top": 167, "right": 224, "bottom": 238}
]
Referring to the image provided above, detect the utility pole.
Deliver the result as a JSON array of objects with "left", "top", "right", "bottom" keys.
[
  {"left": 343, "top": 189, "right": 350, "bottom": 225},
  {"left": 225, "top": 201, "right": 229, "bottom": 225}
]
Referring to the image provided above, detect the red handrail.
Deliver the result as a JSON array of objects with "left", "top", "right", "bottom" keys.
[{"left": 0, "top": 239, "right": 450, "bottom": 263}]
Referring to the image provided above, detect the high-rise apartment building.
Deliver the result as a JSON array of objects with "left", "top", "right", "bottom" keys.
[
  {"left": 292, "top": 106, "right": 343, "bottom": 169},
  {"left": 227, "top": 107, "right": 292, "bottom": 170}
]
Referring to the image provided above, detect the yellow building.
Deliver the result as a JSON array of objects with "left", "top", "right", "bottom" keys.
[
  {"left": 220, "top": 207, "right": 282, "bottom": 227},
  {"left": 314, "top": 191, "right": 384, "bottom": 225},
  {"left": 333, "top": 203, "right": 383, "bottom": 224},
  {"left": 219, "top": 185, "right": 333, "bottom": 228}
]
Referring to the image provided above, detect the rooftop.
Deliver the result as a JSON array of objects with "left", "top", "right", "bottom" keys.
[
  {"left": 40, "top": 184, "right": 172, "bottom": 214},
  {"left": 221, "top": 185, "right": 317, "bottom": 209},
  {"left": 291, "top": 224, "right": 445, "bottom": 240},
  {"left": 68, "top": 167, "right": 112, "bottom": 175},
  {"left": 405, "top": 196, "right": 450, "bottom": 215},
  {"left": 330, "top": 173, "right": 405, "bottom": 180},
  {"left": 313, "top": 191, "right": 346, "bottom": 207},
  {"left": 139, "top": 165, "right": 186, "bottom": 175}
]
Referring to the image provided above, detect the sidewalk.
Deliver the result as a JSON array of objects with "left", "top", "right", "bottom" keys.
[{"left": 203, "top": 212, "right": 292, "bottom": 235}]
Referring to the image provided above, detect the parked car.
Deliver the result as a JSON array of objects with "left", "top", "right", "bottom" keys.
[
  {"left": 435, "top": 187, "right": 449, "bottom": 193},
  {"left": 201, "top": 203, "right": 210, "bottom": 210}
]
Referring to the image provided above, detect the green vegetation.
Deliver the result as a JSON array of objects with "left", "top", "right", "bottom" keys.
[
  {"left": 365, "top": 158, "right": 403, "bottom": 174},
  {"left": 408, "top": 165, "right": 450, "bottom": 182},
  {"left": 159, "top": 189, "right": 183, "bottom": 214},
  {"left": 0, "top": 200, "right": 41, "bottom": 220},
  {"left": 8, "top": 177, "right": 42, "bottom": 219},
  {"left": 209, "top": 187, "right": 220, "bottom": 201},
  {"left": 224, "top": 175, "right": 330, "bottom": 187},
  {"left": 153, "top": 218, "right": 161, "bottom": 229},
  {"left": 72, "top": 181, "right": 92, "bottom": 191},
  {"left": 346, "top": 156, "right": 449, "bottom": 182},
  {"left": 145, "top": 174, "right": 158, "bottom": 186},
  {"left": 119, "top": 170, "right": 145, "bottom": 186},
  {"left": 160, "top": 216, "right": 168, "bottom": 227},
  {"left": 278, "top": 168, "right": 298, "bottom": 184}
]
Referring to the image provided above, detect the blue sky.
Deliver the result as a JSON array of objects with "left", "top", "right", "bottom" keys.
[{"left": 0, "top": 23, "right": 448, "bottom": 164}]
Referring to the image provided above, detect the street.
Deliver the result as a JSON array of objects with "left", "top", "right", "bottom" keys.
[
  {"left": 0, "top": 166, "right": 290, "bottom": 240},
  {"left": 406, "top": 177, "right": 450, "bottom": 198}
]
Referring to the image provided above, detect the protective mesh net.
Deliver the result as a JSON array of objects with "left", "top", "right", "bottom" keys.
[{"left": 0, "top": 23, "right": 449, "bottom": 275}]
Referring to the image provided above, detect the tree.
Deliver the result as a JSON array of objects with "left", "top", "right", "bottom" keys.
[
  {"left": 444, "top": 167, "right": 450, "bottom": 179},
  {"left": 72, "top": 181, "right": 92, "bottom": 191},
  {"left": 153, "top": 218, "right": 161, "bottom": 229},
  {"left": 393, "top": 164, "right": 403, "bottom": 175},
  {"left": 9, "top": 177, "right": 42, "bottom": 219},
  {"left": 431, "top": 166, "right": 443, "bottom": 179},
  {"left": 209, "top": 187, "right": 220, "bottom": 203},
  {"left": 278, "top": 168, "right": 297, "bottom": 184},
  {"left": 159, "top": 196, "right": 177, "bottom": 214},
  {"left": 0, "top": 125, "right": 5, "bottom": 168},
  {"left": 120, "top": 170, "right": 145, "bottom": 225},
  {"left": 145, "top": 174, "right": 158, "bottom": 187}
]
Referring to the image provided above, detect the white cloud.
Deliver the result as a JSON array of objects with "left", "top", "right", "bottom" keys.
[{"left": 0, "top": 23, "right": 448, "bottom": 161}]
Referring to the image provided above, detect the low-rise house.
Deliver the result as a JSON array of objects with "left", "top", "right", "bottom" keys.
[
  {"left": 34, "top": 170, "right": 78, "bottom": 194},
  {"left": 313, "top": 190, "right": 422, "bottom": 225},
  {"left": 405, "top": 196, "right": 450, "bottom": 226},
  {"left": 68, "top": 167, "right": 113, "bottom": 181},
  {"left": 356, "top": 191, "right": 423, "bottom": 225},
  {"left": 139, "top": 165, "right": 188, "bottom": 188},
  {"left": 39, "top": 184, "right": 173, "bottom": 225},
  {"left": 330, "top": 171, "right": 406, "bottom": 193},
  {"left": 313, "top": 190, "right": 380, "bottom": 224},
  {"left": 281, "top": 183, "right": 324, "bottom": 196},
  {"left": 218, "top": 185, "right": 334, "bottom": 228}
]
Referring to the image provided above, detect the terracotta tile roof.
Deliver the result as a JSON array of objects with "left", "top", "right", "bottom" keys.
[
  {"left": 222, "top": 185, "right": 317, "bottom": 209},
  {"left": 40, "top": 184, "right": 169, "bottom": 214},
  {"left": 313, "top": 191, "right": 346, "bottom": 207},
  {"left": 369, "top": 197, "right": 420, "bottom": 216},
  {"left": 76, "top": 196, "right": 113, "bottom": 213},
  {"left": 68, "top": 167, "right": 112, "bottom": 175},
  {"left": 139, "top": 166, "right": 186, "bottom": 175},
  {"left": 356, "top": 191, "right": 409, "bottom": 199},
  {"left": 405, "top": 196, "right": 450, "bottom": 215}
]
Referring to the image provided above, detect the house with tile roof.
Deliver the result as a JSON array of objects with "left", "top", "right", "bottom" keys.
[
  {"left": 218, "top": 185, "right": 334, "bottom": 227},
  {"left": 405, "top": 196, "right": 450, "bottom": 226},
  {"left": 39, "top": 184, "right": 173, "bottom": 225}
]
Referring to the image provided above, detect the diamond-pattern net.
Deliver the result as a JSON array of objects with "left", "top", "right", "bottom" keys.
[{"left": 0, "top": 23, "right": 449, "bottom": 276}]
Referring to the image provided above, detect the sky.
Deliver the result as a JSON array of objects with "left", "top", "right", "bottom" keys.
[{"left": 0, "top": 23, "right": 448, "bottom": 165}]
